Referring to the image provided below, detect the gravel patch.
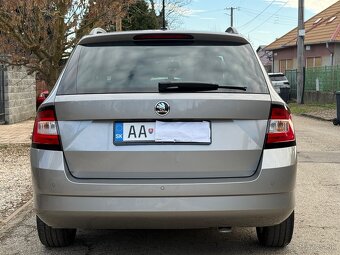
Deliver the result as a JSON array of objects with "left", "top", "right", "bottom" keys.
[{"left": 0, "top": 144, "right": 32, "bottom": 222}]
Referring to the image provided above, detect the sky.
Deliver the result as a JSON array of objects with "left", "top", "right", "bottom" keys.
[{"left": 177, "top": 0, "right": 339, "bottom": 49}]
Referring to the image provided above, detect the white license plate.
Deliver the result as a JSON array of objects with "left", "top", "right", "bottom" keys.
[{"left": 114, "top": 121, "right": 211, "bottom": 144}]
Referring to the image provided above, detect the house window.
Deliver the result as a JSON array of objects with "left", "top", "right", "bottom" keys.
[
  {"left": 306, "top": 57, "right": 322, "bottom": 68},
  {"left": 279, "top": 59, "right": 293, "bottom": 73},
  {"left": 327, "top": 16, "right": 337, "bottom": 23},
  {"left": 313, "top": 17, "right": 322, "bottom": 24}
]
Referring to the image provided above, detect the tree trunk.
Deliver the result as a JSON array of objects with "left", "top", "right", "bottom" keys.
[{"left": 45, "top": 67, "right": 60, "bottom": 91}]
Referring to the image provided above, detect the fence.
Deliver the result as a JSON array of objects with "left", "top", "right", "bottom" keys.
[
  {"left": 285, "top": 66, "right": 340, "bottom": 100},
  {"left": 285, "top": 69, "right": 297, "bottom": 99}
]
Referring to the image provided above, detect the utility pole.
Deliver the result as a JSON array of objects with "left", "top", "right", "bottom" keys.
[
  {"left": 297, "top": 0, "right": 305, "bottom": 104},
  {"left": 226, "top": 7, "right": 237, "bottom": 27},
  {"left": 162, "top": 0, "right": 166, "bottom": 29}
]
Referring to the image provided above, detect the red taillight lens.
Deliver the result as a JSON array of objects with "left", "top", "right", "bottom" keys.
[
  {"left": 32, "top": 106, "right": 61, "bottom": 150},
  {"left": 265, "top": 104, "right": 296, "bottom": 148}
]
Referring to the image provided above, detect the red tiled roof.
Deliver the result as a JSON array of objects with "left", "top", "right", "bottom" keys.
[{"left": 266, "top": 1, "right": 340, "bottom": 50}]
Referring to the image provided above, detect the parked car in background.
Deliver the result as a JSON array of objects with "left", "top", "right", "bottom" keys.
[
  {"left": 31, "top": 29, "right": 297, "bottom": 248},
  {"left": 36, "top": 90, "right": 49, "bottom": 109},
  {"left": 268, "top": 73, "right": 290, "bottom": 93}
]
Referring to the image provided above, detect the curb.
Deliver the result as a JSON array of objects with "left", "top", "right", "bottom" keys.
[
  {"left": 0, "top": 143, "right": 31, "bottom": 147},
  {"left": 1, "top": 198, "right": 33, "bottom": 225},
  {"left": 300, "top": 113, "right": 333, "bottom": 122},
  {"left": 0, "top": 198, "right": 34, "bottom": 240}
]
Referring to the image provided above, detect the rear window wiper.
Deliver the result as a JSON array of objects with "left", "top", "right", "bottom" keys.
[{"left": 158, "top": 82, "right": 247, "bottom": 92}]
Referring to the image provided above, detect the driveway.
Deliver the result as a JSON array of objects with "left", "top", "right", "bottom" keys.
[
  {"left": 0, "top": 119, "right": 34, "bottom": 144},
  {"left": 0, "top": 120, "right": 33, "bottom": 221},
  {"left": 0, "top": 116, "right": 339, "bottom": 254}
]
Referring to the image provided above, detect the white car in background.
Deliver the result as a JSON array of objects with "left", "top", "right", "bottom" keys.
[{"left": 268, "top": 73, "right": 290, "bottom": 94}]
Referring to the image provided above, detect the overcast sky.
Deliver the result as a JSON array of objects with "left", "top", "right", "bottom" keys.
[{"left": 178, "top": 0, "right": 338, "bottom": 48}]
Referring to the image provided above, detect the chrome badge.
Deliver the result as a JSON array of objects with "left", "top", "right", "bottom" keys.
[{"left": 155, "top": 101, "right": 170, "bottom": 116}]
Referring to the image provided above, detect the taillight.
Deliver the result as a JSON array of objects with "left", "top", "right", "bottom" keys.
[
  {"left": 265, "top": 104, "right": 296, "bottom": 149},
  {"left": 133, "top": 34, "right": 194, "bottom": 40},
  {"left": 39, "top": 92, "right": 46, "bottom": 98},
  {"left": 32, "top": 106, "right": 61, "bottom": 150}
]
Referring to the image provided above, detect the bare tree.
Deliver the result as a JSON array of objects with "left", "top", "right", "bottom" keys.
[
  {"left": 149, "top": 0, "right": 191, "bottom": 29},
  {"left": 0, "top": 0, "right": 134, "bottom": 90}
]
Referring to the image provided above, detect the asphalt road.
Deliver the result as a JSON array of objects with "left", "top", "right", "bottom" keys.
[{"left": 0, "top": 115, "right": 339, "bottom": 255}]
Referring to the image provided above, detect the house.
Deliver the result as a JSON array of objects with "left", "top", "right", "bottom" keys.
[
  {"left": 256, "top": 45, "right": 272, "bottom": 72},
  {"left": 266, "top": 1, "right": 340, "bottom": 73}
]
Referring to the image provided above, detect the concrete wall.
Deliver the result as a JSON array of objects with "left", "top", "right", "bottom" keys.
[
  {"left": 304, "top": 91, "right": 336, "bottom": 104},
  {"left": 3, "top": 66, "right": 36, "bottom": 124}
]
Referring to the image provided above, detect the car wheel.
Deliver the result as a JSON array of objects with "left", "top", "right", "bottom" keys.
[
  {"left": 256, "top": 211, "right": 294, "bottom": 247},
  {"left": 36, "top": 216, "right": 76, "bottom": 247}
]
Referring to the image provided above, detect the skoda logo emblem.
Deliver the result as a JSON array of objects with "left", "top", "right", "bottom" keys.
[{"left": 155, "top": 101, "right": 170, "bottom": 116}]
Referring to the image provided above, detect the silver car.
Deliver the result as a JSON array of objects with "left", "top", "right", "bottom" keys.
[{"left": 31, "top": 30, "right": 297, "bottom": 248}]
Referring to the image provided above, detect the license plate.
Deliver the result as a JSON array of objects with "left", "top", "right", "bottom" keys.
[
  {"left": 114, "top": 121, "right": 211, "bottom": 144},
  {"left": 114, "top": 122, "right": 156, "bottom": 143}
]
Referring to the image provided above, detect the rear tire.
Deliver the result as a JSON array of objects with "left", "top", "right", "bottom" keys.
[
  {"left": 256, "top": 211, "right": 294, "bottom": 247},
  {"left": 36, "top": 216, "right": 76, "bottom": 247}
]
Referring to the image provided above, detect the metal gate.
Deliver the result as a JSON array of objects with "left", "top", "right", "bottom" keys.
[
  {"left": 285, "top": 69, "right": 297, "bottom": 100},
  {"left": 0, "top": 65, "right": 5, "bottom": 124}
]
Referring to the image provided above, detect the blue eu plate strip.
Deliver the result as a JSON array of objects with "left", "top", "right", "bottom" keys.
[{"left": 114, "top": 122, "right": 123, "bottom": 142}]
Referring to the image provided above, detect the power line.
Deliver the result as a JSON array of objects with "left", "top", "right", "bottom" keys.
[
  {"left": 250, "top": 35, "right": 270, "bottom": 44},
  {"left": 240, "top": 9, "right": 296, "bottom": 25},
  {"left": 238, "top": 0, "right": 276, "bottom": 28},
  {"left": 241, "top": 7, "right": 296, "bottom": 21},
  {"left": 246, "top": 1, "right": 289, "bottom": 34},
  {"left": 229, "top": 0, "right": 238, "bottom": 6}
]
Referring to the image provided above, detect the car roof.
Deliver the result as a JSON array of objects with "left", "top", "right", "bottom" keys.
[{"left": 78, "top": 30, "right": 250, "bottom": 45}]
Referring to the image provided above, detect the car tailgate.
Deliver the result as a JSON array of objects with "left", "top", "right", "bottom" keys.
[{"left": 54, "top": 93, "right": 271, "bottom": 179}]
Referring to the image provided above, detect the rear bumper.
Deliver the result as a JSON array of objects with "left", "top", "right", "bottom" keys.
[
  {"left": 31, "top": 146, "right": 297, "bottom": 229},
  {"left": 36, "top": 193, "right": 294, "bottom": 229}
]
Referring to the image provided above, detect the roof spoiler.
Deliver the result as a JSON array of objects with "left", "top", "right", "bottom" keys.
[
  {"left": 225, "top": 27, "right": 238, "bottom": 34},
  {"left": 89, "top": 28, "right": 107, "bottom": 35}
]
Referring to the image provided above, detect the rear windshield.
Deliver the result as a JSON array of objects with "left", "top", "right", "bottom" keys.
[
  {"left": 58, "top": 44, "right": 268, "bottom": 94},
  {"left": 269, "top": 74, "right": 287, "bottom": 81}
]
